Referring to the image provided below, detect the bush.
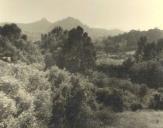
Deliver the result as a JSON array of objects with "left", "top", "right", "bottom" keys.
[
  {"left": 96, "top": 88, "right": 123, "bottom": 112},
  {"left": 130, "top": 103, "right": 143, "bottom": 111},
  {"left": 48, "top": 66, "right": 99, "bottom": 128},
  {"left": 148, "top": 92, "right": 163, "bottom": 110},
  {"left": 130, "top": 60, "right": 163, "bottom": 88},
  {"left": 95, "top": 109, "right": 116, "bottom": 126},
  {"left": 0, "top": 60, "right": 52, "bottom": 128},
  {"left": 90, "top": 71, "right": 109, "bottom": 88}
]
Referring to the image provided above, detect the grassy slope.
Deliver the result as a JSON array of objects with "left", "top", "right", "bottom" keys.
[{"left": 113, "top": 111, "right": 163, "bottom": 128}]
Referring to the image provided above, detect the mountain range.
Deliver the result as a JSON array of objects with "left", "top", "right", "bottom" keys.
[{"left": 0, "top": 17, "right": 123, "bottom": 41}]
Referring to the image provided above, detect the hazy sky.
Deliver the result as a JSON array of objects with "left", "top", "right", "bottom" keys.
[{"left": 0, "top": 0, "right": 163, "bottom": 30}]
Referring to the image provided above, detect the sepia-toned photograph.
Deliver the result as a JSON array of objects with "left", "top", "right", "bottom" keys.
[{"left": 0, "top": 0, "right": 163, "bottom": 128}]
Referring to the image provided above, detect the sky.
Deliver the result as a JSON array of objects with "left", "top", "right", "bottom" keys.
[{"left": 0, "top": 0, "right": 163, "bottom": 31}]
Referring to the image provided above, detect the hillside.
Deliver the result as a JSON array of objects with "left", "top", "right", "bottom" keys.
[
  {"left": 100, "top": 28, "right": 163, "bottom": 52},
  {"left": 50, "top": 17, "right": 123, "bottom": 40},
  {"left": 0, "top": 17, "right": 123, "bottom": 41},
  {"left": 1, "top": 20, "right": 163, "bottom": 128}
]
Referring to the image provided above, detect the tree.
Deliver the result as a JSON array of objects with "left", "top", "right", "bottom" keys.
[
  {"left": 41, "top": 27, "right": 67, "bottom": 69},
  {"left": 59, "top": 26, "right": 96, "bottom": 73},
  {"left": 48, "top": 66, "right": 97, "bottom": 128},
  {"left": 0, "top": 24, "right": 43, "bottom": 64},
  {"left": 41, "top": 26, "right": 96, "bottom": 73},
  {"left": 135, "top": 36, "right": 147, "bottom": 62},
  {"left": 143, "top": 42, "right": 157, "bottom": 61},
  {"left": 0, "top": 23, "right": 21, "bottom": 40},
  {"left": 135, "top": 36, "right": 163, "bottom": 62}
]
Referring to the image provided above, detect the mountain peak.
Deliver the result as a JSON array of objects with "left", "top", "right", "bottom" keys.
[
  {"left": 62, "top": 17, "right": 82, "bottom": 23},
  {"left": 65, "top": 17, "right": 77, "bottom": 21},
  {"left": 53, "top": 17, "right": 87, "bottom": 30},
  {"left": 39, "top": 17, "right": 50, "bottom": 23}
]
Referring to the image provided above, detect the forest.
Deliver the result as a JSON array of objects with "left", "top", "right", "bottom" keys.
[{"left": 1, "top": 23, "right": 163, "bottom": 128}]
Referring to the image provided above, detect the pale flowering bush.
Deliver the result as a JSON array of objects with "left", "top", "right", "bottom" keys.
[
  {"left": 0, "top": 60, "right": 52, "bottom": 128},
  {"left": 0, "top": 92, "right": 17, "bottom": 119}
]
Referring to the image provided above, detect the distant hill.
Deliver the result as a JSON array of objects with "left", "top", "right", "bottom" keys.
[
  {"left": 49, "top": 17, "right": 123, "bottom": 40},
  {"left": 0, "top": 17, "right": 123, "bottom": 41},
  {"left": 101, "top": 28, "right": 163, "bottom": 51}
]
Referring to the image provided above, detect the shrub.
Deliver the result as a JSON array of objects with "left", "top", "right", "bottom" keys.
[
  {"left": 148, "top": 92, "right": 163, "bottom": 110},
  {"left": 0, "top": 60, "right": 52, "bottom": 128},
  {"left": 48, "top": 66, "right": 98, "bottom": 128},
  {"left": 95, "top": 109, "right": 116, "bottom": 126},
  {"left": 96, "top": 88, "right": 123, "bottom": 112},
  {"left": 130, "top": 103, "right": 143, "bottom": 111},
  {"left": 130, "top": 60, "right": 163, "bottom": 88}
]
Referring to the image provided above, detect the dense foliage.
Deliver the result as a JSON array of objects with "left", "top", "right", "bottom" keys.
[
  {"left": 41, "top": 26, "right": 96, "bottom": 73},
  {"left": 0, "top": 24, "right": 43, "bottom": 64},
  {"left": 1, "top": 23, "right": 163, "bottom": 128}
]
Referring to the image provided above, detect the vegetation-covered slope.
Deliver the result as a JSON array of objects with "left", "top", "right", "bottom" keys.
[
  {"left": 1, "top": 23, "right": 163, "bottom": 128},
  {"left": 98, "top": 28, "right": 163, "bottom": 52}
]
